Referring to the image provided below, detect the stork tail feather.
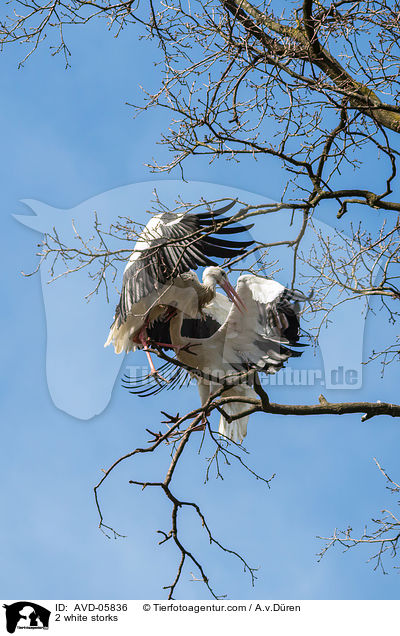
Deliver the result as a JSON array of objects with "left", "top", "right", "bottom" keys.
[
  {"left": 104, "top": 320, "right": 137, "bottom": 354},
  {"left": 218, "top": 408, "right": 249, "bottom": 445}
]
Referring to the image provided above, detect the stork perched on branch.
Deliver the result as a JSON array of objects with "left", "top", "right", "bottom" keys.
[
  {"left": 169, "top": 275, "right": 308, "bottom": 443},
  {"left": 105, "top": 200, "right": 253, "bottom": 375},
  {"left": 129, "top": 274, "right": 309, "bottom": 443}
]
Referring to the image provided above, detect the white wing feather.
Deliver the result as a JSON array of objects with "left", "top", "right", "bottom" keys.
[
  {"left": 202, "top": 292, "right": 231, "bottom": 324},
  {"left": 214, "top": 277, "right": 292, "bottom": 371}
]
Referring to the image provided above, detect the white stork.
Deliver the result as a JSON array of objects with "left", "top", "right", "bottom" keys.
[
  {"left": 104, "top": 201, "right": 253, "bottom": 375},
  {"left": 157, "top": 274, "right": 308, "bottom": 443}
]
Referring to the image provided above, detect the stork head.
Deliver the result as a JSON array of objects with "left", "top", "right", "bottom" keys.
[
  {"left": 202, "top": 267, "right": 246, "bottom": 311},
  {"left": 202, "top": 266, "right": 226, "bottom": 288}
]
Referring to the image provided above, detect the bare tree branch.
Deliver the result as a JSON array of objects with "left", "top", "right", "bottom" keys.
[{"left": 317, "top": 458, "right": 400, "bottom": 574}]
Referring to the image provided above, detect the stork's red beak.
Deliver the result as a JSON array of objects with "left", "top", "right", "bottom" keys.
[{"left": 220, "top": 279, "right": 246, "bottom": 312}]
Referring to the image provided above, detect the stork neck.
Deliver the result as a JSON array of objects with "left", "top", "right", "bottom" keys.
[
  {"left": 200, "top": 275, "right": 217, "bottom": 308},
  {"left": 169, "top": 311, "right": 185, "bottom": 346},
  {"left": 202, "top": 273, "right": 217, "bottom": 292}
]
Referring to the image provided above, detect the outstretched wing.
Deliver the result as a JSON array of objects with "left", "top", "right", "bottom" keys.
[
  {"left": 146, "top": 303, "right": 223, "bottom": 347},
  {"left": 122, "top": 361, "right": 191, "bottom": 397},
  {"left": 202, "top": 291, "right": 232, "bottom": 326},
  {"left": 238, "top": 275, "right": 309, "bottom": 345},
  {"left": 129, "top": 298, "right": 227, "bottom": 397},
  {"left": 114, "top": 201, "right": 254, "bottom": 325},
  {"left": 215, "top": 275, "right": 308, "bottom": 374}
]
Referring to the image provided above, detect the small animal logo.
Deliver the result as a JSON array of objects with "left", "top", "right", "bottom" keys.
[{"left": 2, "top": 602, "right": 51, "bottom": 633}]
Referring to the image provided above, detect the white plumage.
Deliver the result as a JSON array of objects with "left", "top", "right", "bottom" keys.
[
  {"left": 168, "top": 275, "right": 307, "bottom": 443},
  {"left": 106, "top": 204, "right": 308, "bottom": 443},
  {"left": 104, "top": 202, "right": 254, "bottom": 372},
  {"left": 104, "top": 276, "right": 199, "bottom": 354}
]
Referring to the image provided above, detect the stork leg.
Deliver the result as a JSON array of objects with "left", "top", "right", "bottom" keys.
[
  {"left": 151, "top": 341, "right": 199, "bottom": 355},
  {"left": 189, "top": 381, "right": 210, "bottom": 431},
  {"left": 150, "top": 341, "right": 180, "bottom": 350},
  {"left": 138, "top": 328, "right": 169, "bottom": 382}
]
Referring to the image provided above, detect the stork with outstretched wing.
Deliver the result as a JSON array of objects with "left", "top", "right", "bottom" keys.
[
  {"left": 105, "top": 200, "right": 253, "bottom": 375},
  {"left": 127, "top": 274, "right": 309, "bottom": 443}
]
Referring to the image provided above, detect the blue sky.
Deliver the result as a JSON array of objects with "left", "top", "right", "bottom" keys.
[{"left": 1, "top": 14, "right": 400, "bottom": 601}]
